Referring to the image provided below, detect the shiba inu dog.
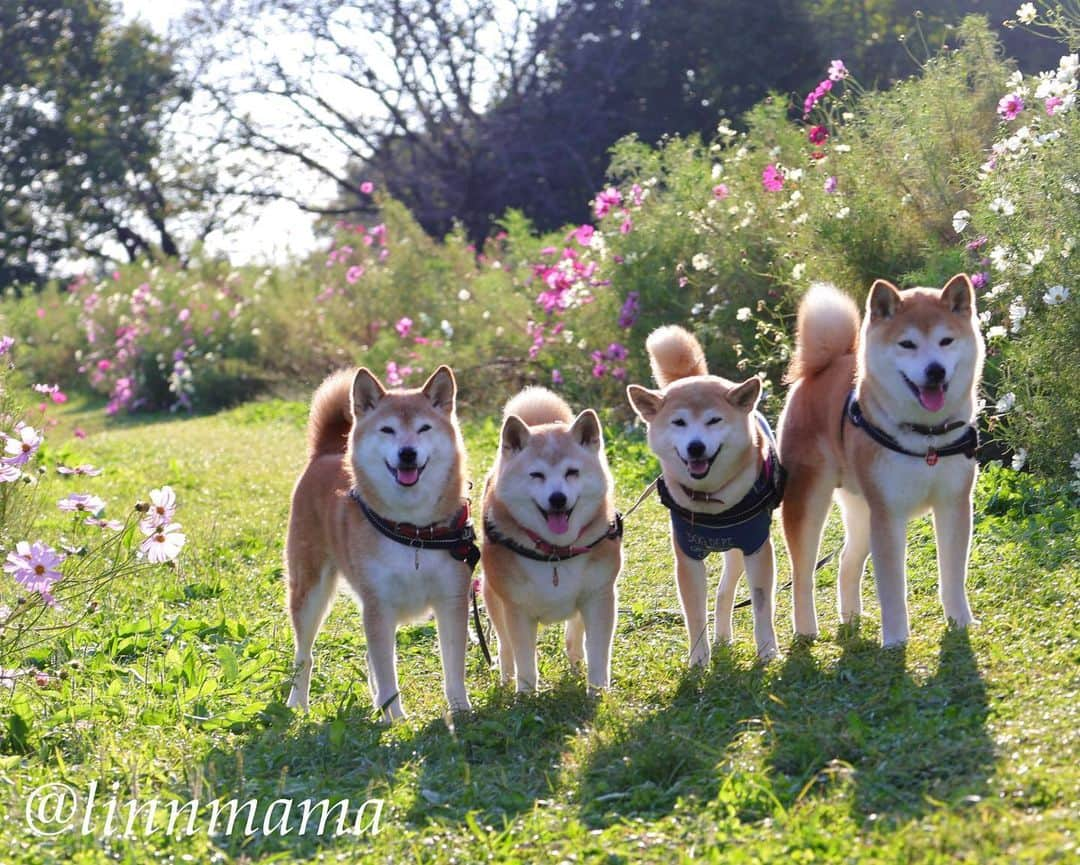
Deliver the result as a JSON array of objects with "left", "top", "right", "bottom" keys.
[
  {"left": 627, "top": 326, "right": 783, "bottom": 666},
  {"left": 778, "top": 276, "right": 983, "bottom": 646},
  {"left": 285, "top": 366, "right": 477, "bottom": 720},
  {"left": 481, "top": 388, "right": 622, "bottom": 693}
]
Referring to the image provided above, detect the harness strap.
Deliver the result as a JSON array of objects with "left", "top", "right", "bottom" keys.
[
  {"left": 844, "top": 393, "right": 978, "bottom": 464},
  {"left": 483, "top": 514, "right": 623, "bottom": 563},
  {"left": 348, "top": 489, "right": 481, "bottom": 570}
]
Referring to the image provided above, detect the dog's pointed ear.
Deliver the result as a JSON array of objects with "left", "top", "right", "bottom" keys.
[
  {"left": 351, "top": 368, "right": 386, "bottom": 416},
  {"left": 867, "top": 279, "right": 902, "bottom": 320},
  {"left": 627, "top": 385, "right": 663, "bottom": 422},
  {"left": 570, "top": 409, "right": 603, "bottom": 449},
  {"left": 728, "top": 376, "right": 762, "bottom": 412},
  {"left": 941, "top": 273, "right": 975, "bottom": 314},
  {"left": 501, "top": 414, "right": 530, "bottom": 452},
  {"left": 421, "top": 365, "right": 456, "bottom": 414}
]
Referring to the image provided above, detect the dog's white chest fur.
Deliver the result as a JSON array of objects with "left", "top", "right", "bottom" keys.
[
  {"left": 852, "top": 445, "right": 976, "bottom": 519},
  {"left": 347, "top": 536, "right": 468, "bottom": 623},
  {"left": 500, "top": 553, "right": 611, "bottom": 624}
]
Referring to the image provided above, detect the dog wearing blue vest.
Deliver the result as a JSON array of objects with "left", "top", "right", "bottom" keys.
[{"left": 627, "top": 326, "right": 783, "bottom": 665}]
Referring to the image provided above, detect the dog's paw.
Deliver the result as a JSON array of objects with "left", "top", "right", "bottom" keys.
[
  {"left": 755, "top": 643, "right": 780, "bottom": 663},
  {"left": 285, "top": 690, "right": 309, "bottom": 712},
  {"left": 946, "top": 611, "right": 978, "bottom": 630},
  {"left": 687, "top": 646, "right": 711, "bottom": 669}
]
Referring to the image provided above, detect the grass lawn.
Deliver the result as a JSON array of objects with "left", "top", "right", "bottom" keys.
[{"left": 1, "top": 400, "right": 1076, "bottom": 863}]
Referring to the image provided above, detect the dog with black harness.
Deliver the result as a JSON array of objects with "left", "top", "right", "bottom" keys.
[{"left": 627, "top": 325, "right": 784, "bottom": 665}]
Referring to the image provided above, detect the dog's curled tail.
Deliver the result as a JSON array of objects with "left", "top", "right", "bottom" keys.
[
  {"left": 785, "top": 283, "right": 860, "bottom": 383},
  {"left": 307, "top": 369, "right": 355, "bottom": 458},
  {"left": 504, "top": 386, "right": 573, "bottom": 427},
  {"left": 646, "top": 325, "right": 708, "bottom": 388}
]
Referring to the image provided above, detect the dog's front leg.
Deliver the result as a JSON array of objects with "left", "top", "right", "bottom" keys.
[
  {"left": 674, "top": 544, "right": 710, "bottom": 667},
  {"left": 868, "top": 510, "right": 911, "bottom": 647},
  {"left": 713, "top": 549, "right": 744, "bottom": 647},
  {"left": 933, "top": 485, "right": 977, "bottom": 629},
  {"left": 505, "top": 606, "right": 539, "bottom": 692},
  {"left": 580, "top": 587, "right": 617, "bottom": 692},
  {"left": 432, "top": 585, "right": 472, "bottom": 713},
  {"left": 744, "top": 540, "right": 779, "bottom": 660},
  {"left": 363, "top": 604, "right": 405, "bottom": 721}
]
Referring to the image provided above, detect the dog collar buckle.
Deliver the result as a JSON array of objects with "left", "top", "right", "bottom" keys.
[{"left": 925, "top": 446, "right": 939, "bottom": 467}]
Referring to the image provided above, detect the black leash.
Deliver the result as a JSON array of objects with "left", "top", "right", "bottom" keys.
[{"left": 731, "top": 549, "right": 837, "bottom": 610}]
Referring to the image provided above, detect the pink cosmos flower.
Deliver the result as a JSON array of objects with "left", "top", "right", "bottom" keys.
[
  {"left": 140, "top": 523, "right": 186, "bottom": 564},
  {"left": 824, "top": 176, "right": 838, "bottom": 194},
  {"left": 828, "top": 59, "right": 848, "bottom": 82},
  {"left": 73, "top": 428, "right": 86, "bottom": 440},
  {"left": 85, "top": 517, "right": 124, "bottom": 531},
  {"left": 712, "top": 184, "right": 729, "bottom": 200},
  {"left": 346, "top": 265, "right": 365, "bottom": 284},
  {"left": 3, "top": 541, "right": 65, "bottom": 606},
  {"left": 3, "top": 424, "right": 42, "bottom": 466},
  {"left": 618, "top": 292, "right": 640, "bottom": 329},
  {"left": 0, "top": 464, "right": 20, "bottom": 483},
  {"left": 97, "top": 359, "right": 112, "bottom": 371},
  {"left": 808, "top": 125, "right": 829, "bottom": 145},
  {"left": 594, "top": 187, "right": 622, "bottom": 220},
  {"left": 572, "top": 224, "right": 595, "bottom": 246},
  {"left": 551, "top": 369, "right": 564, "bottom": 386},
  {"left": 360, "top": 181, "right": 375, "bottom": 195},
  {"left": 620, "top": 216, "right": 633, "bottom": 234},
  {"left": 0, "top": 336, "right": 13, "bottom": 356},
  {"left": 630, "top": 184, "right": 644, "bottom": 207},
  {"left": 970, "top": 272, "right": 989, "bottom": 290},
  {"left": 140, "top": 485, "right": 177, "bottom": 534},
  {"left": 57, "top": 463, "right": 103, "bottom": 477},
  {"left": 762, "top": 164, "right": 784, "bottom": 192},
  {"left": 1045, "top": 96, "right": 1064, "bottom": 116},
  {"left": 395, "top": 317, "right": 413, "bottom": 338},
  {"left": 997, "top": 93, "right": 1024, "bottom": 120},
  {"left": 58, "top": 493, "right": 106, "bottom": 515},
  {"left": 606, "top": 342, "right": 629, "bottom": 361}
]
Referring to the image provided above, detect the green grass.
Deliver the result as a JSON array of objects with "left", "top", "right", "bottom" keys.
[{"left": 1, "top": 401, "right": 1077, "bottom": 863}]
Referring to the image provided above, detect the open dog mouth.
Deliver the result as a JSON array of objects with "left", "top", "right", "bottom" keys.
[
  {"left": 385, "top": 460, "right": 428, "bottom": 487},
  {"left": 902, "top": 374, "right": 948, "bottom": 413},
  {"left": 537, "top": 504, "right": 574, "bottom": 535},
  {"left": 679, "top": 448, "right": 719, "bottom": 480}
]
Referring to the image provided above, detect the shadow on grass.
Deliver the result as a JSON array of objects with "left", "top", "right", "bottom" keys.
[
  {"left": 765, "top": 624, "right": 993, "bottom": 821},
  {"left": 194, "top": 654, "right": 596, "bottom": 859},
  {"left": 576, "top": 648, "right": 767, "bottom": 828}
]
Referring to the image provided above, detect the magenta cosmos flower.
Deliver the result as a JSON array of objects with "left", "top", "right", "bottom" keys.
[
  {"left": 360, "top": 181, "right": 374, "bottom": 195},
  {"left": 997, "top": 93, "right": 1024, "bottom": 121},
  {"left": 762, "top": 164, "right": 784, "bottom": 192},
  {"left": 808, "top": 125, "right": 829, "bottom": 145},
  {"left": 828, "top": 59, "right": 848, "bottom": 82},
  {"left": 4, "top": 541, "right": 65, "bottom": 606},
  {"left": 395, "top": 317, "right": 413, "bottom": 339},
  {"left": 593, "top": 187, "right": 622, "bottom": 220}
]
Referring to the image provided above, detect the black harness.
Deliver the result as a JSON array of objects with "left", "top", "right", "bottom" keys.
[
  {"left": 483, "top": 513, "right": 624, "bottom": 586},
  {"left": 348, "top": 489, "right": 490, "bottom": 666},
  {"left": 844, "top": 392, "right": 978, "bottom": 466}
]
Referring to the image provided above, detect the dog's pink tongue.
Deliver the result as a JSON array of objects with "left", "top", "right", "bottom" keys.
[
  {"left": 688, "top": 459, "right": 710, "bottom": 476},
  {"left": 396, "top": 467, "right": 420, "bottom": 486},
  {"left": 918, "top": 387, "right": 946, "bottom": 413},
  {"left": 546, "top": 512, "right": 570, "bottom": 535}
]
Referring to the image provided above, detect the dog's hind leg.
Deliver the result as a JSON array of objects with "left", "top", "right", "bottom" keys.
[
  {"left": 286, "top": 560, "right": 338, "bottom": 711},
  {"left": 836, "top": 489, "right": 871, "bottom": 625},
  {"left": 714, "top": 549, "right": 745, "bottom": 647},
  {"left": 781, "top": 466, "right": 835, "bottom": 639},
  {"left": 932, "top": 482, "right": 976, "bottom": 629}
]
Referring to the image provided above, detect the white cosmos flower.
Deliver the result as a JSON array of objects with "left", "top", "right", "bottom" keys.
[
  {"left": 736, "top": 307, "right": 752, "bottom": 322},
  {"left": 1070, "top": 452, "right": 1080, "bottom": 472},
  {"left": 1009, "top": 296, "right": 1028, "bottom": 332},
  {"left": 457, "top": 289, "right": 471, "bottom": 301},
  {"left": 989, "top": 197, "right": 1016, "bottom": 216},
  {"left": 1016, "top": 3, "right": 1037, "bottom": 25},
  {"left": 1043, "top": 284, "right": 1069, "bottom": 305},
  {"left": 835, "top": 207, "right": 851, "bottom": 219},
  {"left": 1011, "top": 448, "right": 1028, "bottom": 471},
  {"left": 140, "top": 522, "right": 186, "bottom": 564},
  {"left": 987, "top": 325, "right": 1008, "bottom": 339},
  {"left": 691, "top": 253, "right": 711, "bottom": 271},
  {"left": 952, "top": 210, "right": 971, "bottom": 233},
  {"left": 792, "top": 262, "right": 806, "bottom": 280},
  {"left": 996, "top": 392, "right": 1016, "bottom": 413}
]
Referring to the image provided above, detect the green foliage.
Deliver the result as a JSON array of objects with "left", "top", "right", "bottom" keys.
[{"left": 0, "top": 404, "right": 1074, "bottom": 862}]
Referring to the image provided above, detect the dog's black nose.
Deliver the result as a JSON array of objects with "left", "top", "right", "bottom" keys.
[
  {"left": 548, "top": 491, "right": 568, "bottom": 511},
  {"left": 925, "top": 362, "right": 946, "bottom": 385},
  {"left": 687, "top": 440, "right": 706, "bottom": 459},
  {"left": 398, "top": 446, "right": 417, "bottom": 466}
]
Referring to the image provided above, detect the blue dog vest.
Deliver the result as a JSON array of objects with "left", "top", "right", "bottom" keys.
[{"left": 657, "top": 414, "right": 785, "bottom": 560}]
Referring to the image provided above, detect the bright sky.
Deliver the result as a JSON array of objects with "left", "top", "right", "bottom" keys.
[{"left": 120, "top": 0, "right": 321, "bottom": 265}]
